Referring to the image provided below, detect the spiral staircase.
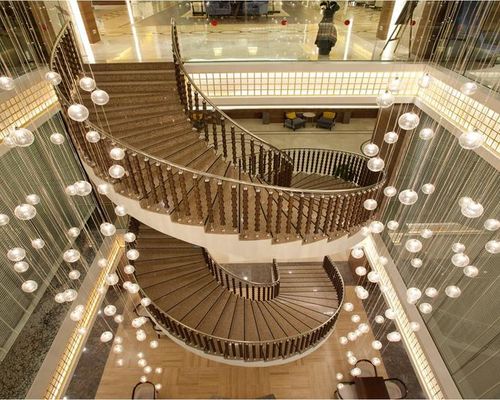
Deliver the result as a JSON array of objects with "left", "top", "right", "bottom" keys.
[
  {"left": 49, "top": 22, "right": 385, "bottom": 362},
  {"left": 128, "top": 219, "right": 344, "bottom": 362},
  {"left": 51, "top": 21, "right": 385, "bottom": 247}
]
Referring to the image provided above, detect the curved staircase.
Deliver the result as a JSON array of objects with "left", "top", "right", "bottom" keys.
[
  {"left": 50, "top": 22, "right": 385, "bottom": 248},
  {"left": 129, "top": 221, "right": 344, "bottom": 362}
]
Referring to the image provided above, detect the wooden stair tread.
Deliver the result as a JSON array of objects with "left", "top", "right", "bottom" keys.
[
  {"left": 196, "top": 290, "right": 232, "bottom": 335},
  {"left": 137, "top": 266, "right": 207, "bottom": 291},
  {"left": 181, "top": 289, "right": 228, "bottom": 329},
  {"left": 244, "top": 300, "right": 260, "bottom": 341},
  {"left": 250, "top": 302, "right": 274, "bottom": 340},
  {"left": 212, "top": 295, "right": 238, "bottom": 338},
  {"left": 154, "top": 273, "right": 214, "bottom": 309},
  {"left": 167, "top": 281, "right": 221, "bottom": 320},
  {"left": 135, "top": 260, "right": 204, "bottom": 276},
  {"left": 228, "top": 299, "right": 245, "bottom": 340}
]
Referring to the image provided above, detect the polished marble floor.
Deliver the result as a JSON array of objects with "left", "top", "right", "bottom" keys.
[{"left": 84, "top": 1, "right": 411, "bottom": 64}]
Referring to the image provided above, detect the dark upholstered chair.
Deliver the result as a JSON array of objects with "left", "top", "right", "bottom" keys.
[
  {"left": 284, "top": 112, "right": 306, "bottom": 131},
  {"left": 316, "top": 111, "right": 336, "bottom": 130}
]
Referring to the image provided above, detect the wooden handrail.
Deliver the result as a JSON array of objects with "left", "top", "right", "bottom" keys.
[
  {"left": 202, "top": 248, "right": 280, "bottom": 301},
  {"left": 170, "top": 19, "right": 293, "bottom": 181}
]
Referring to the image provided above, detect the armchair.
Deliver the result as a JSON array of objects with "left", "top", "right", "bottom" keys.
[
  {"left": 284, "top": 112, "right": 306, "bottom": 131},
  {"left": 316, "top": 111, "right": 336, "bottom": 130}
]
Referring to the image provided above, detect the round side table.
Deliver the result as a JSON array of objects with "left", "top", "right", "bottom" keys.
[{"left": 303, "top": 112, "right": 316, "bottom": 123}]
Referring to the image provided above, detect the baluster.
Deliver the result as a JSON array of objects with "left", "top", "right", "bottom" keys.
[
  {"left": 266, "top": 191, "right": 273, "bottom": 236},
  {"left": 145, "top": 158, "right": 158, "bottom": 205},
  {"left": 212, "top": 111, "right": 218, "bottom": 150},
  {"left": 339, "top": 194, "right": 351, "bottom": 231},
  {"left": 155, "top": 162, "right": 170, "bottom": 210},
  {"left": 347, "top": 192, "right": 359, "bottom": 230},
  {"left": 255, "top": 189, "right": 261, "bottom": 232},
  {"left": 186, "top": 82, "right": 193, "bottom": 119},
  {"left": 273, "top": 152, "right": 279, "bottom": 185},
  {"left": 204, "top": 179, "right": 214, "bottom": 224},
  {"left": 192, "top": 175, "right": 203, "bottom": 222},
  {"left": 275, "top": 192, "right": 283, "bottom": 234},
  {"left": 296, "top": 194, "right": 305, "bottom": 236},
  {"left": 285, "top": 193, "right": 293, "bottom": 235},
  {"left": 132, "top": 153, "right": 147, "bottom": 198},
  {"left": 267, "top": 151, "right": 273, "bottom": 183},
  {"left": 217, "top": 181, "right": 225, "bottom": 226},
  {"left": 331, "top": 195, "right": 343, "bottom": 233},
  {"left": 220, "top": 117, "right": 227, "bottom": 158},
  {"left": 305, "top": 150, "right": 311, "bottom": 173},
  {"left": 323, "top": 195, "right": 335, "bottom": 234},
  {"left": 305, "top": 195, "right": 314, "bottom": 235},
  {"left": 327, "top": 150, "right": 334, "bottom": 175},
  {"left": 231, "top": 185, "right": 238, "bottom": 231},
  {"left": 242, "top": 187, "right": 249, "bottom": 231},
  {"left": 250, "top": 139, "right": 256, "bottom": 176},
  {"left": 178, "top": 171, "right": 191, "bottom": 217},
  {"left": 194, "top": 91, "right": 199, "bottom": 118},
  {"left": 124, "top": 150, "right": 139, "bottom": 196},
  {"left": 166, "top": 167, "right": 180, "bottom": 212},
  {"left": 202, "top": 101, "right": 209, "bottom": 142},
  {"left": 258, "top": 145, "right": 265, "bottom": 177},
  {"left": 314, "top": 195, "right": 325, "bottom": 235},
  {"left": 240, "top": 133, "right": 247, "bottom": 172},
  {"left": 231, "top": 126, "right": 237, "bottom": 165}
]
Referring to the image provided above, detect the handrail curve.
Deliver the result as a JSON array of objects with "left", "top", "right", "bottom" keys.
[
  {"left": 202, "top": 248, "right": 280, "bottom": 301},
  {"left": 170, "top": 19, "right": 293, "bottom": 168}
]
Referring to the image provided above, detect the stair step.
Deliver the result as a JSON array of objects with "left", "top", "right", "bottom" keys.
[
  {"left": 212, "top": 295, "right": 238, "bottom": 338},
  {"left": 89, "top": 70, "right": 176, "bottom": 82},
  {"left": 135, "top": 260, "right": 204, "bottom": 276},
  {"left": 196, "top": 290, "right": 232, "bottom": 335},
  {"left": 182, "top": 289, "right": 227, "bottom": 329},
  {"left": 137, "top": 265, "right": 207, "bottom": 289},
  {"left": 166, "top": 280, "right": 221, "bottom": 320},
  {"left": 265, "top": 301, "right": 312, "bottom": 332},
  {"left": 156, "top": 275, "right": 214, "bottom": 310},
  {"left": 228, "top": 298, "right": 245, "bottom": 341},
  {"left": 257, "top": 302, "right": 297, "bottom": 337},
  {"left": 97, "top": 80, "right": 178, "bottom": 94},
  {"left": 154, "top": 273, "right": 214, "bottom": 308},
  {"left": 244, "top": 300, "right": 260, "bottom": 341},
  {"left": 250, "top": 302, "right": 274, "bottom": 340},
  {"left": 85, "top": 62, "right": 175, "bottom": 71}
]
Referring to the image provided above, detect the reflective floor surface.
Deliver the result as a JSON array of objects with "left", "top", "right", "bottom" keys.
[{"left": 84, "top": 1, "right": 410, "bottom": 64}]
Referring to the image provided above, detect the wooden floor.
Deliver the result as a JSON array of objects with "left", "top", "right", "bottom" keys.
[{"left": 95, "top": 286, "right": 387, "bottom": 399}]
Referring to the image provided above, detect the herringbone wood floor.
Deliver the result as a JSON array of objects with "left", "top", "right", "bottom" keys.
[{"left": 95, "top": 287, "right": 387, "bottom": 399}]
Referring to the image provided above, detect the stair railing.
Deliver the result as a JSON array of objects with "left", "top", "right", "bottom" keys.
[
  {"left": 202, "top": 249, "right": 280, "bottom": 301},
  {"left": 50, "top": 22, "right": 385, "bottom": 245},
  {"left": 171, "top": 19, "right": 293, "bottom": 187},
  {"left": 134, "top": 255, "right": 345, "bottom": 362}
]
